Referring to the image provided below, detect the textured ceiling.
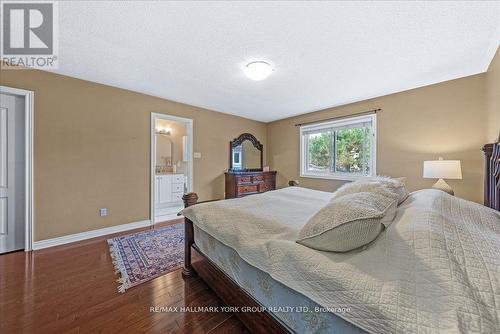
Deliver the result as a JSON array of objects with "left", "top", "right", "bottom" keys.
[{"left": 52, "top": 1, "right": 500, "bottom": 122}]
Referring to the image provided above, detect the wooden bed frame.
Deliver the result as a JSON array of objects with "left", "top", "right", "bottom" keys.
[
  {"left": 483, "top": 142, "right": 500, "bottom": 211},
  {"left": 181, "top": 192, "right": 290, "bottom": 334}
]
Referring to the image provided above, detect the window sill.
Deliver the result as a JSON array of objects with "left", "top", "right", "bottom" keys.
[{"left": 300, "top": 172, "right": 372, "bottom": 181}]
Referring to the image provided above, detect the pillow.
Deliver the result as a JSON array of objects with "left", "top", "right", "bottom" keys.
[
  {"left": 297, "top": 192, "right": 397, "bottom": 252},
  {"left": 331, "top": 176, "right": 409, "bottom": 205}
]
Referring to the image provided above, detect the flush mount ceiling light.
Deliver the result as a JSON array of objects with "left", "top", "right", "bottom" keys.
[{"left": 243, "top": 61, "right": 273, "bottom": 81}]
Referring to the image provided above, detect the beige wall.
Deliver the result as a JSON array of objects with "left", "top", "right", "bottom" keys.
[
  {"left": 486, "top": 47, "right": 500, "bottom": 142},
  {"left": 267, "top": 74, "right": 487, "bottom": 203},
  {"left": 0, "top": 69, "right": 267, "bottom": 241}
]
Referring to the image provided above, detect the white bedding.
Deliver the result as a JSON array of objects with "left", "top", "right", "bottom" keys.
[{"left": 182, "top": 187, "right": 500, "bottom": 333}]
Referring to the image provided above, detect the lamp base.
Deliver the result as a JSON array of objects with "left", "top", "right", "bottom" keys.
[{"left": 432, "top": 178, "right": 454, "bottom": 196}]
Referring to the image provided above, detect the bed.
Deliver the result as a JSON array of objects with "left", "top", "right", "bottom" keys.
[{"left": 181, "top": 164, "right": 500, "bottom": 334}]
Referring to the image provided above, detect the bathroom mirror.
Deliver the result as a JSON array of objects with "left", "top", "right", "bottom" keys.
[
  {"left": 156, "top": 134, "right": 173, "bottom": 167},
  {"left": 229, "top": 133, "right": 263, "bottom": 171}
]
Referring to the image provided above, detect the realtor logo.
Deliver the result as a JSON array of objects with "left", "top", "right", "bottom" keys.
[{"left": 1, "top": 1, "right": 58, "bottom": 69}]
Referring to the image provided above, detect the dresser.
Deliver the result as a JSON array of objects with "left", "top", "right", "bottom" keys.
[{"left": 225, "top": 171, "right": 277, "bottom": 199}]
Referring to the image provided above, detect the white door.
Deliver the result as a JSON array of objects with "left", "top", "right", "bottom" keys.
[{"left": 0, "top": 93, "right": 25, "bottom": 253}]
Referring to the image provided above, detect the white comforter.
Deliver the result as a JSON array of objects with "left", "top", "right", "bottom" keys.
[{"left": 182, "top": 187, "right": 500, "bottom": 333}]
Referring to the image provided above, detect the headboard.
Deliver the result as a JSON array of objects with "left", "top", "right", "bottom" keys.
[{"left": 483, "top": 142, "right": 500, "bottom": 211}]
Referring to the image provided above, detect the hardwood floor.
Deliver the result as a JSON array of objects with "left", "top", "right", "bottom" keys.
[{"left": 0, "top": 220, "right": 248, "bottom": 334}]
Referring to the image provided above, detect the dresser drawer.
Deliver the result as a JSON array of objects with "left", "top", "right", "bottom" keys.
[
  {"left": 236, "top": 176, "right": 252, "bottom": 184},
  {"left": 172, "top": 174, "right": 184, "bottom": 184},
  {"left": 260, "top": 182, "right": 272, "bottom": 192},
  {"left": 172, "top": 183, "right": 184, "bottom": 192},
  {"left": 237, "top": 185, "right": 258, "bottom": 194},
  {"left": 172, "top": 192, "right": 183, "bottom": 201},
  {"left": 252, "top": 175, "right": 264, "bottom": 182}
]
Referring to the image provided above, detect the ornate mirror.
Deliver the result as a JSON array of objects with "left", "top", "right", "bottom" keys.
[{"left": 229, "top": 133, "right": 263, "bottom": 171}]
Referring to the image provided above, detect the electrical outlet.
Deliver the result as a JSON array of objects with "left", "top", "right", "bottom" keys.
[{"left": 99, "top": 208, "right": 108, "bottom": 217}]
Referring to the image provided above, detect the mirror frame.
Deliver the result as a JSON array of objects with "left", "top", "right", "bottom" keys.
[{"left": 229, "top": 133, "right": 263, "bottom": 171}]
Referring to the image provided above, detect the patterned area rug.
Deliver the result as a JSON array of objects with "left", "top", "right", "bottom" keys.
[{"left": 107, "top": 223, "right": 184, "bottom": 292}]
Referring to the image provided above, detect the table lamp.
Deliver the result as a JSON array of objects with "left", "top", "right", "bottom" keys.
[{"left": 423, "top": 157, "right": 462, "bottom": 195}]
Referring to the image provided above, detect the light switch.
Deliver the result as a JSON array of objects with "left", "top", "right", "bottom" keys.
[{"left": 194, "top": 152, "right": 202, "bottom": 159}]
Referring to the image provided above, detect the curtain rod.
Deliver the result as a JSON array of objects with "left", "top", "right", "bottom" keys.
[{"left": 294, "top": 108, "right": 381, "bottom": 127}]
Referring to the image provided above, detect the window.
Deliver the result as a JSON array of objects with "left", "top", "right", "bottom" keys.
[{"left": 300, "top": 114, "right": 376, "bottom": 180}]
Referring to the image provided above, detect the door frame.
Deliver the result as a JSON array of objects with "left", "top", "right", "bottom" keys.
[
  {"left": 150, "top": 112, "right": 193, "bottom": 225},
  {"left": 0, "top": 85, "right": 34, "bottom": 251}
]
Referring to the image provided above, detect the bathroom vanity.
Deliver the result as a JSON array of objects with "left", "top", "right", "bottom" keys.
[
  {"left": 155, "top": 173, "right": 185, "bottom": 204},
  {"left": 154, "top": 173, "right": 186, "bottom": 220}
]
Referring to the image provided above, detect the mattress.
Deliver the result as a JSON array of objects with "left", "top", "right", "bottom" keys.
[{"left": 194, "top": 225, "right": 367, "bottom": 334}]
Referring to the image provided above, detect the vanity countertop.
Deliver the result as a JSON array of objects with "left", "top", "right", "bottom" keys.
[{"left": 155, "top": 172, "right": 184, "bottom": 176}]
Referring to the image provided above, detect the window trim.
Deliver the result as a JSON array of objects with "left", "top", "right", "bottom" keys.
[{"left": 299, "top": 114, "right": 377, "bottom": 181}]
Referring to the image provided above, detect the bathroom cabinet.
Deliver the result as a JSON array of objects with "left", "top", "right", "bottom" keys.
[{"left": 155, "top": 173, "right": 185, "bottom": 207}]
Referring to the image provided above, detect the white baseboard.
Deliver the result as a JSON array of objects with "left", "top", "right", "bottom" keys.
[
  {"left": 155, "top": 212, "right": 182, "bottom": 223},
  {"left": 32, "top": 219, "right": 152, "bottom": 250},
  {"left": 156, "top": 204, "right": 183, "bottom": 216}
]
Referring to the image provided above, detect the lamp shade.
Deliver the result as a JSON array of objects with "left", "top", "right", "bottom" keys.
[{"left": 423, "top": 159, "right": 462, "bottom": 179}]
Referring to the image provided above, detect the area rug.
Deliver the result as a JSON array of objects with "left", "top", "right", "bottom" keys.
[{"left": 107, "top": 223, "right": 184, "bottom": 292}]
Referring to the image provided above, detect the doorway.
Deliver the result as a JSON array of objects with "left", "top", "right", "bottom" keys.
[
  {"left": 0, "top": 86, "right": 34, "bottom": 253},
  {"left": 150, "top": 113, "right": 193, "bottom": 224}
]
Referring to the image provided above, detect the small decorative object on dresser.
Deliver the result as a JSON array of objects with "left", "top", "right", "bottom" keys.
[
  {"left": 225, "top": 133, "right": 276, "bottom": 199},
  {"left": 423, "top": 157, "right": 462, "bottom": 195}
]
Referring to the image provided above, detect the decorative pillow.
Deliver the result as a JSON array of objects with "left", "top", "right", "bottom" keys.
[
  {"left": 331, "top": 176, "right": 409, "bottom": 205},
  {"left": 297, "top": 192, "right": 397, "bottom": 252}
]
